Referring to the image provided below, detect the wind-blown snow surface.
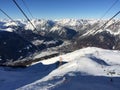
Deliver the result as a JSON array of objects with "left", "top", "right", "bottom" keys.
[{"left": 1, "top": 47, "right": 120, "bottom": 90}]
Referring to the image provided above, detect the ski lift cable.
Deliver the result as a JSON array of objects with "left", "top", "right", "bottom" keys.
[
  {"left": 97, "top": 11, "right": 120, "bottom": 30},
  {"left": 81, "top": 11, "right": 120, "bottom": 38},
  {"left": 0, "top": 8, "right": 15, "bottom": 22},
  {"left": 100, "top": 0, "right": 119, "bottom": 20},
  {"left": 12, "top": 0, "right": 37, "bottom": 32},
  {"left": 94, "top": 0, "right": 119, "bottom": 31},
  {"left": 21, "top": 0, "right": 34, "bottom": 19}
]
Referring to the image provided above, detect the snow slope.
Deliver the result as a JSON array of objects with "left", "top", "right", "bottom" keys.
[{"left": 0, "top": 47, "right": 120, "bottom": 90}]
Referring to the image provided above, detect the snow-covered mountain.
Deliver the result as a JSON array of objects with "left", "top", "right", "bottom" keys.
[
  {"left": 1, "top": 19, "right": 120, "bottom": 39},
  {"left": 1, "top": 19, "right": 120, "bottom": 89},
  {"left": 0, "top": 19, "right": 120, "bottom": 66},
  {"left": 0, "top": 47, "right": 120, "bottom": 90},
  {"left": 1, "top": 19, "right": 120, "bottom": 37}
]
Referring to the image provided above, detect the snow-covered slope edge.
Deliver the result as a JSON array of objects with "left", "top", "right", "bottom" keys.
[{"left": 17, "top": 47, "right": 120, "bottom": 90}]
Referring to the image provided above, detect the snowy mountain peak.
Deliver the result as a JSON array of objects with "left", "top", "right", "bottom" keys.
[{"left": 15, "top": 47, "right": 120, "bottom": 90}]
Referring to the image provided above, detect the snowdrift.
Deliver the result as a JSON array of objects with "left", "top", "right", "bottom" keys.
[{"left": 0, "top": 47, "right": 120, "bottom": 90}]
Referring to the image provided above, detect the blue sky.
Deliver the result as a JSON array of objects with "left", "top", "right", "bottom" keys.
[{"left": 0, "top": 0, "right": 120, "bottom": 19}]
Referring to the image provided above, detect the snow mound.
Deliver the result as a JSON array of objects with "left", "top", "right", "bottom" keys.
[{"left": 17, "top": 47, "right": 120, "bottom": 90}]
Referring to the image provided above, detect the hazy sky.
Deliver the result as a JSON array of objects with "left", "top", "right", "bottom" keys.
[{"left": 0, "top": 0, "right": 120, "bottom": 19}]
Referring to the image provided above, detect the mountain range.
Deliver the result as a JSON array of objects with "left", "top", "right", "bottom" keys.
[{"left": 0, "top": 19, "right": 120, "bottom": 66}]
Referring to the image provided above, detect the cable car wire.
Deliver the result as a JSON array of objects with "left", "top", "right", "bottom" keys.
[
  {"left": 21, "top": 0, "right": 34, "bottom": 19},
  {"left": 12, "top": 0, "right": 37, "bottom": 31},
  {"left": 100, "top": 0, "right": 119, "bottom": 20},
  {"left": 96, "top": 11, "right": 120, "bottom": 31},
  {"left": 0, "top": 8, "right": 15, "bottom": 22}
]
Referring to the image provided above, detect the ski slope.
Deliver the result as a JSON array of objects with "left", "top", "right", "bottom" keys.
[{"left": 0, "top": 47, "right": 120, "bottom": 90}]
